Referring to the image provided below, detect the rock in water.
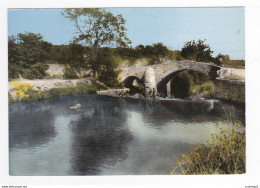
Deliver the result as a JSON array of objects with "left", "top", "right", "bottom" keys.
[{"left": 70, "top": 104, "right": 81, "bottom": 110}]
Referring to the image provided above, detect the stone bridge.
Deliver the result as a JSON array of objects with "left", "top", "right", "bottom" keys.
[{"left": 119, "top": 60, "right": 220, "bottom": 97}]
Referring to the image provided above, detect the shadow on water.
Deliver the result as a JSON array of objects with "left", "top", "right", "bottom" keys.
[
  {"left": 9, "top": 102, "right": 56, "bottom": 148},
  {"left": 68, "top": 97, "right": 133, "bottom": 175}
]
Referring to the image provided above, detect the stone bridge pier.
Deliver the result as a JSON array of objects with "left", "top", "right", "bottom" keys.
[{"left": 144, "top": 67, "right": 157, "bottom": 97}]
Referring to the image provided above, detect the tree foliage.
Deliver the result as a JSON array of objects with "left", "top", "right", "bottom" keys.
[
  {"left": 62, "top": 8, "right": 131, "bottom": 79},
  {"left": 95, "top": 48, "right": 123, "bottom": 87},
  {"left": 17, "top": 32, "right": 52, "bottom": 66},
  {"left": 8, "top": 36, "right": 21, "bottom": 79},
  {"left": 114, "top": 43, "right": 174, "bottom": 64},
  {"left": 181, "top": 39, "right": 214, "bottom": 62},
  {"left": 8, "top": 32, "right": 52, "bottom": 80}
]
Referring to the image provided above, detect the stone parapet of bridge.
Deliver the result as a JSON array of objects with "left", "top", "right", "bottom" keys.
[{"left": 219, "top": 67, "right": 245, "bottom": 80}]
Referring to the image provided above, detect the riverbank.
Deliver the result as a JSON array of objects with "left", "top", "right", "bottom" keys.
[
  {"left": 8, "top": 79, "right": 108, "bottom": 103},
  {"left": 170, "top": 120, "right": 245, "bottom": 175}
]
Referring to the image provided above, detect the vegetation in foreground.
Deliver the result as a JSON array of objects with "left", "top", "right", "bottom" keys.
[
  {"left": 170, "top": 121, "right": 245, "bottom": 174},
  {"left": 8, "top": 82, "right": 107, "bottom": 103}
]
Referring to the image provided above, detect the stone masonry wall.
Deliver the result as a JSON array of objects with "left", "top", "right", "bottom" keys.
[
  {"left": 46, "top": 64, "right": 91, "bottom": 78},
  {"left": 214, "top": 79, "right": 245, "bottom": 103}
]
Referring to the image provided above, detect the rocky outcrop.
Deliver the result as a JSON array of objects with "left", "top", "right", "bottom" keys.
[{"left": 46, "top": 64, "right": 64, "bottom": 78}]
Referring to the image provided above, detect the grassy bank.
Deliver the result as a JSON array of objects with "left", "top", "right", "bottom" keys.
[
  {"left": 170, "top": 121, "right": 245, "bottom": 174},
  {"left": 191, "top": 81, "right": 214, "bottom": 99},
  {"left": 8, "top": 82, "right": 107, "bottom": 103},
  {"left": 223, "top": 60, "right": 245, "bottom": 69}
]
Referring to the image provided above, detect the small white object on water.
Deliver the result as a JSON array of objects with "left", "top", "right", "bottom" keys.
[{"left": 70, "top": 104, "right": 81, "bottom": 110}]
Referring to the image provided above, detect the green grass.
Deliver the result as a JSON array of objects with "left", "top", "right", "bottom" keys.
[
  {"left": 191, "top": 81, "right": 214, "bottom": 99},
  {"left": 8, "top": 82, "right": 106, "bottom": 103},
  {"left": 224, "top": 60, "right": 245, "bottom": 69}
]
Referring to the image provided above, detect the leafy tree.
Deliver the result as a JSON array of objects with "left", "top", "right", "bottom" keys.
[
  {"left": 17, "top": 32, "right": 52, "bottom": 68},
  {"left": 65, "top": 43, "right": 89, "bottom": 71},
  {"left": 48, "top": 45, "right": 68, "bottom": 63},
  {"left": 96, "top": 48, "right": 123, "bottom": 87},
  {"left": 181, "top": 39, "right": 214, "bottom": 62},
  {"left": 171, "top": 50, "right": 184, "bottom": 61},
  {"left": 62, "top": 8, "right": 131, "bottom": 80},
  {"left": 148, "top": 43, "right": 170, "bottom": 64},
  {"left": 8, "top": 36, "right": 20, "bottom": 79},
  {"left": 8, "top": 32, "right": 52, "bottom": 80}
]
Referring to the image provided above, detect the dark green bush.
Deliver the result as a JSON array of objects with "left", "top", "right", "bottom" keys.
[
  {"left": 95, "top": 48, "right": 123, "bottom": 88},
  {"left": 8, "top": 65, "right": 20, "bottom": 80},
  {"left": 22, "top": 63, "right": 49, "bottom": 79},
  {"left": 63, "top": 66, "right": 79, "bottom": 79}
]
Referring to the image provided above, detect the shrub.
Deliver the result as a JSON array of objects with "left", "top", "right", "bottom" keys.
[
  {"left": 8, "top": 64, "right": 20, "bottom": 80},
  {"left": 170, "top": 121, "right": 245, "bottom": 175},
  {"left": 191, "top": 81, "right": 213, "bottom": 99},
  {"left": 96, "top": 51, "right": 124, "bottom": 88},
  {"left": 21, "top": 63, "right": 49, "bottom": 79},
  {"left": 10, "top": 82, "right": 34, "bottom": 99},
  {"left": 63, "top": 66, "right": 79, "bottom": 79},
  {"left": 8, "top": 92, "right": 17, "bottom": 103}
]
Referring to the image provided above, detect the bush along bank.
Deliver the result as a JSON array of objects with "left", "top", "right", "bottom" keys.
[
  {"left": 170, "top": 121, "right": 245, "bottom": 175},
  {"left": 8, "top": 82, "right": 107, "bottom": 103}
]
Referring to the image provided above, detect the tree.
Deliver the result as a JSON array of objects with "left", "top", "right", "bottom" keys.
[
  {"left": 181, "top": 39, "right": 214, "bottom": 62},
  {"left": 147, "top": 43, "right": 170, "bottom": 64},
  {"left": 17, "top": 32, "right": 52, "bottom": 67},
  {"left": 8, "top": 32, "right": 52, "bottom": 80},
  {"left": 62, "top": 8, "right": 131, "bottom": 80},
  {"left": 8, "top": 36, "right": 21, "bottom": 79},
  {"left": 96, "top": 48, "right": 123, "bottom": 87},
  {"left": 171, "top": 50, "right": 183, "bottom": 61}
]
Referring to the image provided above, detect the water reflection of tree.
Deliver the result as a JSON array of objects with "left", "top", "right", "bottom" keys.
[
  {"left": 9, "top": 102, "right": 56, "bottom": 148},
  {"left": 69, "top": 104, "right": 132, "bottom": 175}
]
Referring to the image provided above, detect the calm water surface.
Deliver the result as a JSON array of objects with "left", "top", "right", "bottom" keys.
[{"left": 9, "top": 95, "right": 245, "bottom": 175}]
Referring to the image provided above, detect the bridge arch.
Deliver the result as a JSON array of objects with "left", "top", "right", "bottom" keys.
[
  {"left": 157, "top": 68, "right": 212, "bottom": 98},
  {"left": 123, "top": 76, "right": 143, "bottom": 88},
  {"left": 122, "top": 76, "right": 144, "bottom": 95}
]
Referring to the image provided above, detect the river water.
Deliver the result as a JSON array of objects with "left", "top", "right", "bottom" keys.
[{"left": 9, "top": 95, "right": 245, "bottom": 175}]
